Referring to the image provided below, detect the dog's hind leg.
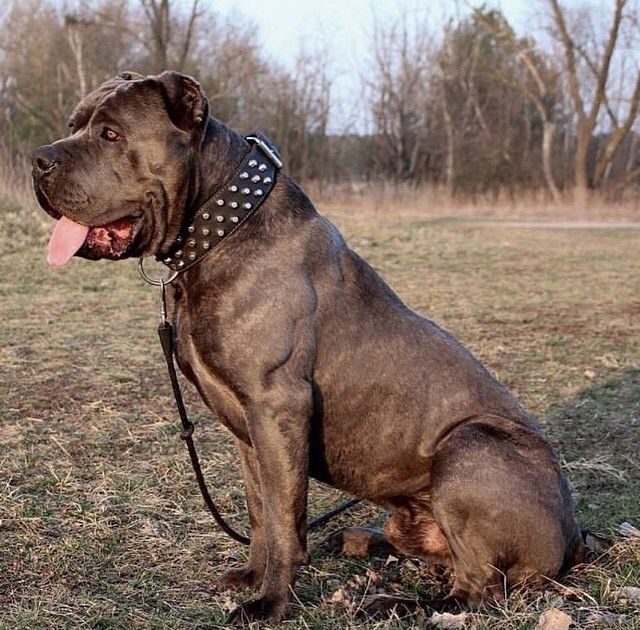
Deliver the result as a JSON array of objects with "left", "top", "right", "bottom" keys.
[
  {"left": 362, "top": 416, "right": 582, "bottom": 620},
  {"left": 429, "top": 418, "right": 583, "bottom": 605}
]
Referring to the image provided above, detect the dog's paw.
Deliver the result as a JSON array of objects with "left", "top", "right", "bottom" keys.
[
  {"left": 322, "top": 527, "right": 396, "bottom": 557},
  {"left": 217, "top": 564, "right": 263, "bottom": 592},
  {"left": 357, "top": 594, "right": 419, "bottom": 619},
  {"left": 227, "top": 595, "right": 288, "bottom": 625}
]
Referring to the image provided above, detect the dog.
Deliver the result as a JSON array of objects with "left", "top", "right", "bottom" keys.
[{"left": 31, "top": 71, "right": 584, "bottom": 624}]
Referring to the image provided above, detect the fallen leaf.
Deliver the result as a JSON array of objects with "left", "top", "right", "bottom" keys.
[
  {"left": 429, "top": 611, "right": 468, "bottom": 628},
  {"left": 535, "top": 607, "right": 572, "bottom": 630},
  {"left": 618, "top": 521, "right": 640, "bottom": 539},
  {"left": 612, "top": 586, "right": 640, "bottom": 602},
  {"left": 219, "top": 593, "right": 237, "bottom": 612},
  {"left": 328, "top": 586, "right": 352, "bottom": 608}
]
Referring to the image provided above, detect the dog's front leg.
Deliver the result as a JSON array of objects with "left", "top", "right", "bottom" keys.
[
  {"left": 228, "top": 381, "right": 311, "bottom": 625},
  {"left": 217, "top": 439, "right": 267, "bottom": 591}
]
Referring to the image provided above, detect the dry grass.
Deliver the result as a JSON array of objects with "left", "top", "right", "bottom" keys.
[
  {"left": 309, "top": 181, "right": 640, "bottom": 223},
  {"left": 0, "top": 142, "right": 49, "bottom": 256},
  {"left": 0, "top": 194, "right": 639, "bottom": 628}
]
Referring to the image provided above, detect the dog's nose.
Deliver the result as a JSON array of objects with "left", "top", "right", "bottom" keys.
[{"left": 31, "top": 145, "right": 61, "bottom": 176}]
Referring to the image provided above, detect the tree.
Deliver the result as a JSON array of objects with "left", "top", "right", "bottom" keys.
[
  {"left": 548, "top": 0, "right": 640, "bottom": 201},
  {"left": 362, "top": 12, "right": 433, "bottom": 183},
  {"left": 138, "top": 0, "right": 201, "bottom": 72},
  {"left": 475, "top": 9, "right": 562, "bottom": 202},
  {"left": 435, "top": 9, "right": 549, "bottom": 196}
]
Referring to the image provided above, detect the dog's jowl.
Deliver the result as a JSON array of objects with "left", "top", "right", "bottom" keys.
[{"left": 32, "top": 71, "right": 584, "bottom": 624}]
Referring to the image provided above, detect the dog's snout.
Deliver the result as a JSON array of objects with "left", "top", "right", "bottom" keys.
[{"left": 32, "top": 145, "right": 61, "bottom": 176}]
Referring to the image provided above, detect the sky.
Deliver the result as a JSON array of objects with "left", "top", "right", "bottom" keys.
[
  {"left": 208, "top": 0, "right": 534, "bottom": 131},
  {"left": 211, "top": 0, "right": 533, "bottom": 61}
]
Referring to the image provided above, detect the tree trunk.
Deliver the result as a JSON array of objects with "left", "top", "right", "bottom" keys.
[
  {"left": 573, "top": 120, "right": 591, "bottom": 205},
  {"left": 542, "top": 121, "right": 561, "bottom": 203},
  {"left": 441, "top": 88, "right": 455, "bottom": 197},
  {"left": 66, "top": 22, "right": 87, "bottom": 98}
]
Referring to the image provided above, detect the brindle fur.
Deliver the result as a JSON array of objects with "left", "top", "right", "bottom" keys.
[{"left": 32, "top": 71, "right": 584, "bottom": 624}]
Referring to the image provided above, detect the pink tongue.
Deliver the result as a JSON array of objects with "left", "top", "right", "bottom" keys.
[{"left": 47, "top": 216, "right": 90, "bottom": 266}]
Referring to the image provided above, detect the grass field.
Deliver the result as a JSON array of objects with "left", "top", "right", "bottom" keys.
[{"left": 1, "top": 199, "right": 639, "bottom": 628}]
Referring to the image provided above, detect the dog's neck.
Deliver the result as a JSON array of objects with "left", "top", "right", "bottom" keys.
[
  {"left": 191, "top": 119, "right": 249, "bottom": 210},
  {"left": 157, "top": 119, "right": 281, "bottom": 272}
]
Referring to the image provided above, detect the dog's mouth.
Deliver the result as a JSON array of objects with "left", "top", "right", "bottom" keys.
[
  {"left": 36, "top": 183, "right": 143, "bottom": 265},
  {"left": 47, "top": 215, "right": 141, "bottom": 265}
]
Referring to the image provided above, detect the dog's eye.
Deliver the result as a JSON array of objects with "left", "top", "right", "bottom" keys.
[{"left": 101, "top": 127, "right": 121, "bottom": 142}]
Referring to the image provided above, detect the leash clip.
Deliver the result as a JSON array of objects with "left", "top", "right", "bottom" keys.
[{"left": 159, "top": 278, "right": 168, "bottom": 326}]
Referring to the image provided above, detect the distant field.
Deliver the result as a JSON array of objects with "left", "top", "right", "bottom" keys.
[{"left": 1, "top": 202, "right": 638, "bottom": 628}]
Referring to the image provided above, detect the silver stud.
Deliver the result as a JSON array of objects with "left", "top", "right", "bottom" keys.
[
  {"left": 202, "top": 228, "right": 210, "bottom": 236},
  {"left": 176, "top": 236, "right": 183, "bottom": 243},
  {"left": 229, "top": 185, "right": 238, "bottom": 192},
  {"left": 263, "top": 177, "right": 272, "bottom": 184},
  {"left": 175, "top": 250, "right": 183, "bottom": 258},
  {"left": 248, "top": 159, "right": 258, "bottom": 167},
  {"left": 217, "top": 229, "right": 225, "bottom": 237},
  {"left": 216, "top": 199, "right": 224, "bottom": 206},
  {"left": 243, "top": 202, "right": 252, "bottom": 210},
  {"left": 254, "top": 189, "right": 263, "bottom": 196},
  {"left": 177, "top": 260, "right": 185, "bottom": 268},
  {"left": 187, "top": 225, "right": 195, "bottom": 233},
  {"left": 251, "top": 174, "right": 261, "bottom": 183},
  {"left": 231, "top": 216, "right": 239, "bottom": 223},
  {"left": 202, "top": 213, "right": 210, "bottom": 220},
  {"left": 240, "top": 171, "right": 249, "bottom": 179},
  {"left": 203, "top": 241, "right": 210, "bottom": 250},
  {"left": 258, "top": 163, "right": 267, "bottom": 172},
  {"left": 189, "top": 252, "right": 196, "bottom": 260},
  {"left": 216, "top": 215, "right": 224, "bottom": 222},
  {"left": 188, "top": 239, "right": 196, "bottom": 247},
  {"left": 242, "top": 188, "right": 250, "bottom": 195},
  {"left": 164, "top": 257, "right": 172, "bottom": 264},
  {"left": 230, "top": 201, "right": 238, "bottom": 208}
]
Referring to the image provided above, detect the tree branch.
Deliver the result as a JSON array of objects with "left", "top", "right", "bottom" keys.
[{"left": 548, "top": 0, "right": 585, "bottom": 119}]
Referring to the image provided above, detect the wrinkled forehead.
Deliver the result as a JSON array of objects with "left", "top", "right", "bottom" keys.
[{"left": 68, "top": 79, "right": 166, "bottom": 131}]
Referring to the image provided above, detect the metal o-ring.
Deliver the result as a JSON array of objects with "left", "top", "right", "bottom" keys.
[{"left": 138, "top": 257, "right": 179, "bottom": 286}]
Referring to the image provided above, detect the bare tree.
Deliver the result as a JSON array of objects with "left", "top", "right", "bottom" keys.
[
  {"left": 548, "top": 0, "right": 640, "bottom": 201},
  {"left": 363, "top": 13, "right": 433, "bottom": 183},
  {"left": 476, "top": 10, "right": 562, "bottom": 202},
  {"left": 64, "top": 15, "right": 88, "bottom": 98}
]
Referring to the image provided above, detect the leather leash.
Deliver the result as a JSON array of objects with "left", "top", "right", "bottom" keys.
[{"left": 157, "top": 278, "right": 250, "bottom": 545}]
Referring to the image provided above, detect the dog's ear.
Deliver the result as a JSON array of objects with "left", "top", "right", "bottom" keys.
[
  {"left": 117, "top": 70, "right": 145, "bottom": 81},
  {"left": 155, "top": 71, "right": 208, "bottom": 132}
]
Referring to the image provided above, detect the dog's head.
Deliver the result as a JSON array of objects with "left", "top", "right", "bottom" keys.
[{"left": 31, "top": 71, "right": 209, "bottom": 265}]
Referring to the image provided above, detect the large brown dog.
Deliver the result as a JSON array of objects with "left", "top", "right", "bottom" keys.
[{"left": 32, "top": 71, "right": 584, "bottom": 624}]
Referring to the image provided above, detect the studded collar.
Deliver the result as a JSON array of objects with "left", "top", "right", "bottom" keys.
[{"left": 158, "top": 134, "right": 282, "bottom": 273}]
